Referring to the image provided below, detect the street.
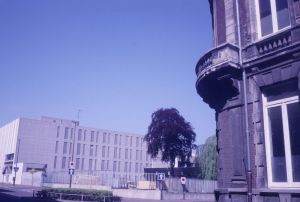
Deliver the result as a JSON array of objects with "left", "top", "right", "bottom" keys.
[{"left": 0, "top": 184, "right": 212, "bottom": 202}]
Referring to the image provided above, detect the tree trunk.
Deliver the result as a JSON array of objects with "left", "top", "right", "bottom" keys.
[{"left": 170, "top": 160, "right": 175, "bottom": 177}]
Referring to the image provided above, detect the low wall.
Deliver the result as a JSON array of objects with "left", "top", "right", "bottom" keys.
[
  {"left": 43, "top": 183, "right": 111, "bottom": 191},
  {"left": 112, "top": 189, "right": 161, "bottom": 200}
]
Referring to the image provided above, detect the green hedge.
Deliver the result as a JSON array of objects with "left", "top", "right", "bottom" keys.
[{"left": 36, "top": 188, "right": 121, "bottom": 202}]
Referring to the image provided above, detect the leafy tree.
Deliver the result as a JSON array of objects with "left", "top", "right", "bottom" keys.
[
  {"left": 195, "top": 135, "right": 217, "bottom": 180},
  {"left": 144, "top": 108, "right": 196, "bottom": 175}
]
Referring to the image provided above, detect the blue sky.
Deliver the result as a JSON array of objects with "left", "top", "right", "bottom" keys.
[{"left": 0, "top": 0, "right": 214, "bottom": 144}]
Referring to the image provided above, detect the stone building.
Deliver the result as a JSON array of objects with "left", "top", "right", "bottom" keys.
[{"left": 196, "top": 0, "right": 300, "bottom": 201}]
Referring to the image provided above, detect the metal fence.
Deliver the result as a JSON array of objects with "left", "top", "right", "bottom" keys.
[
  {"left": 165, "top": 178, "right": 217, "bottom": 193},
  {"left": 43, "top": 171, "right": 157, "bottom": 188},
  {"left": 43, "top": 171, "right": 217, "bottom": 193}
]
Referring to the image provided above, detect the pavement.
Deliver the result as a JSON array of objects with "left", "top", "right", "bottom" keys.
[
  {"left": 122, "top": 198, "right": 209, "bottom": 202},
  {"left": 0, "top": 183, "right": 50, "bottom": 202},
  {"left": 0, "top": 183, "right": 212, "bottom": 202}
]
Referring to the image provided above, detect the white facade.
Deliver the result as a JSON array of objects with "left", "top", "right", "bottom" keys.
[{"left": 0, "top": 116, "right": 157, "bottom": 185}]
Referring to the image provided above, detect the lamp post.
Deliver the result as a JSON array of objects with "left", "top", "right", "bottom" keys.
[
  {"left": 69, "top": 121, "right": 79, "bottom": 189},
  {"left": 13, "top": 139, "right": 20, "bottom": 186}
]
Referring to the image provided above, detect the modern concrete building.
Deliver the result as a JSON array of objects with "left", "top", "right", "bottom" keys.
[
  {"left": 196, "top": 0, "right": 300, "bottom": 201},
  {"left": 0, "top": 116, "right": 155, "bottom": 185}
]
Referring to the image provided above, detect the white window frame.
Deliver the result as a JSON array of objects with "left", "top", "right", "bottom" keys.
[
  {"left": 262, "top": 94, "right": 300, "bottom": 188},
  {"left": 255, "top": 0, "right": 291, "bottom": 39}
]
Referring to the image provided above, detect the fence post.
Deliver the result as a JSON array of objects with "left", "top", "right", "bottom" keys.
[
  {"left": 60, "top": 193, "right": 62, "bottom": 200},
  {"left": 104, "top": 196, "right": 106, "bottom": 202},
  {"left": 81, "top": 194, "right": 83, "bottom": 201}
]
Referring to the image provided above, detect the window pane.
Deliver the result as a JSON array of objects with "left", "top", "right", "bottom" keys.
[
  {"left": 276, "top": 0, "right": 290, "bottom": 30},
  {"left": 287, "top": 102, "right": 300, "bottom": 182},
  {"left": 268, "top": 106, "right": 287, "bottom": 182},
  {"left": 259, "top": 0, "right": 273, "bottom": 36}
]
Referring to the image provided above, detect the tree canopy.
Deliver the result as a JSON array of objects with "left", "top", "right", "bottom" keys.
[
  {"left": 195, "top": 135, "right": 217, "bottom": 180},
  {"left": 144, "top": 108, "right": 196, "bottom": 173}
]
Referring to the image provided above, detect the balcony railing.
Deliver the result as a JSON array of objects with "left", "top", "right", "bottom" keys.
[
  {"left": 196, "top": 43, "right": 240, "bottom": 80},
  {"left": 243, "top": 25, "right": 300, "bottom": 62}
]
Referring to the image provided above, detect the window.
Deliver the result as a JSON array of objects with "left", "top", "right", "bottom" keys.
[
  {"left": 64, "top": 127, "right": 69, "bottom": 139},
  {"left": 96, "top": 132, "right": 99, "bottom": 142},
  {"left": 70, "top": 128, "right": 73, "bottom": 140},
  {"left": 263, "top": 92, "right": 300, "bottom": 187},
  {"left": 119, "top": 148, "right": 121, "bottom": 159},
  {"left": 136, "top": 150, "right": 139, "bottom": 160},
  {"left": 57, "top": 126, "right": 60, "bottom": 138},
  {"left": 54, "top": 156, "right": 57, "bottom": 169},
  {"left": 82, "top": 144, "right": 85, "bottom": 155},
  {"left": 129, "top": 162, "right": 131, "bottom": 172},
  {"left": 113, "top": 161, "right": 117, "bottom": 172},
  {"left": 84, "top": 130, "right": 87, "bottom": 141},
  {"left": 126, "top": 136, "right": 128, "bottom": 146},
  {"left": 136, "top": 137, "right": 139, "bottom": 147},
  {"left": 114, "top": 147, "right": 117, "bottom": 158},
  {"left": 63, "top": 142, "right": 68, "bottom": 154},
  {"left": 102, "top": 146, "right": 106, "bottom": 158},
  {"left": 114, "top": 134, "right": 118, "bottom": 145},
  {"left": 107, "top": 147, "right": 110, "bottom": 157},
  {"left": 130, "top": 149, "right": 132, "bottom": 160},
  {"left": 125, "top": 149, "right": 128, "bottom": 159},
  {"left": 94, "top": 159, "right": 97, "bottom": 170},
  {"left": 81, "top": 158, "right": 85, "bottom": 170},
  {"left": 130, "top": 136, "right": 132, "bottom": 146},
  {"left": 76, "top": 158, "right": 80, "bottom": 169},
  {"left": 55, "top": 141, "right": 59, "bottom": 153},
  {"left": 89, "top": 159, "right": 93, "bottom": 171},
  {"left": 101, "top": 160, "right": 105, "bottom": 171},
  {"left": 69, "top": 143, "right": 72, "bottom": 154},
  {"left": 76, "top": 143, "right": 81, "bottom": 155},
  {"left": 124, "top": 162, "right": 128, "bottom": 172},
  {"left": 62, "top": 157, "right": 66, "bottom": 169},
  {"left": 119, "top": 135, "right": 122, "bottom": 145},
  {"left": 103, "top": 132, "right": 106, "bottom": 143},
  {"left": 255, "top": 0, "right": 290, "bottom": 37},
  {"left": 95, "top": 145, "right": 98, "bottom": 157},
  {"left": 106, "top": 160, "right": 109, "bottom": 170},
  {"left": 89, "top": 145, "right": 94, "bottom": 156},
  {"left": 91, "top": 131, "right": 94, "bottom": 142},
  {"left": 78, "top": 129, "right": 82, "bottom": 141},
  {"left": 118, "top": 161, "right": 121, "bottom": 172}
]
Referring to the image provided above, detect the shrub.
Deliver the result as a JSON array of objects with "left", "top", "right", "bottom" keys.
[{"left": 36, "top": 188, "right": 121, "bottom": 202}]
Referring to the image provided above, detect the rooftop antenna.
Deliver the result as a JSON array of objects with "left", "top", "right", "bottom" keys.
[{"left": 77, "top": 109, "right": 81, "bottom": 124}]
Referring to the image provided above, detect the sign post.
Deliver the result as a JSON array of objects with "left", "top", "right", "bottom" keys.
[
  {"left": 156, "top": 173, "right": 165, "bottom": 200},
  {"left": 180, "top": 177, "right": 187, "bottom": 200},
  {"left": 69, "top": 161, "right": 75, "bottom": 188},
  {"left": 12, "top": 166, "right": 19, "bottom": 186}
]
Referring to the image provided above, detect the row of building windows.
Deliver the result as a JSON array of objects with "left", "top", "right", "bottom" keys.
[
  {"left": 56, "top": 126, "right": 144, "bottom": 147},
  {"left": 53, "top": 156, "right": 151, "bottom": 172},
  {"left": 55, "top": 141, "right": 151, "bottom": 161}
]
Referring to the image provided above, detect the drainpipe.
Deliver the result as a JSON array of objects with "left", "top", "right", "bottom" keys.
[{"left": 235, "top": 0, "right": 252, "bottom": 201}]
